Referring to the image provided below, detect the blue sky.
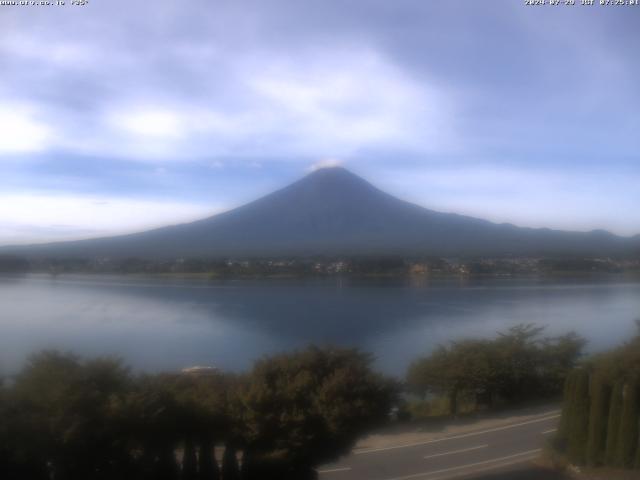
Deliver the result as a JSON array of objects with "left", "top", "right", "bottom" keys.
[{"left": 1, "top": 0, "right": 639, "bottom": 245}]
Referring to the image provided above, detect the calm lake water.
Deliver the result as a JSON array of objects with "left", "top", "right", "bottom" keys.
[{"left": 1, "top": 274, "right": 639, "bottom": 376}]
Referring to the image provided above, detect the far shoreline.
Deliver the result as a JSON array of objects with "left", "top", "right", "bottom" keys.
[{"left": 3, "top": 269, "right": 640, "bottom": 285}]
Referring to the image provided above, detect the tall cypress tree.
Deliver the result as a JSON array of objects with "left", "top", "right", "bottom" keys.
[
  {"left": 586, "top": 373, "right": 611, "bottom": 466},
  {"left": 182, "top": 439, "right": 198, "bottom": 480},
  {"left": 567, "top": 369, "right": 590, "bottom": 465},
  {"left": 605, "top": 380, "right": 624, "bottom": 466},
  {"left": 615, "top": 379, "right": 640, "bottom": 468},
  {"left": 221, "top": 445, "right": 241, "bottom": 480},
  {"left": 156, "top": 444, "right": 180, "bottom": 480},
  {"left": 558, "top": 371, "right": 577, "bottom": 444},
  {"left": 199, "top": 438, "right": 220, "bottom": 480}
]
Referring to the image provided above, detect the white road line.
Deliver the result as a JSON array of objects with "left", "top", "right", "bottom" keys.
[
  {"left": 355, "top": 413, "right": 560, "bottom": 455},
  {"left": 542, "top": 428, "right": 557, "bottom": 435},
  {"left": 318, "top": 467, "right": 352, "bottom": 474},
  {"left": 425, "top": 453, "right": 541, "bottom": 480},
  {"left": 382, "top": 449, "right": 542, "bottom": 480},
  {"left": 423, "top": 444, "right": 488, "bottom": 460}
]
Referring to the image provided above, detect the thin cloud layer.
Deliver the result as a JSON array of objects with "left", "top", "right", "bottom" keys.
[{"left": 0, "top": 193, "right": 218, "bottom": 245}]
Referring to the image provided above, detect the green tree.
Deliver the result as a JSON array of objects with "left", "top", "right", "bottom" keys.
[
  {"left": 567, "top": 369, "right": 590, "bottom": 465},
  {"left": 586, "top": 372, "right": 611, "bottom": 466},
  {"left": 182, "top": 438, "right": 198, "bottom": 480},
  {"left": 407, "top": 340, "right": 495, "bottom": 415},
  {"left": 539, "top": 332, "right": 587, "bottom": 396},
  {"left": 615, "top": 379, "right": 639, "bottom": 468},
  {"left": 239, "top": 449, "right": 256, "bottom": 479},
  {"left": 117, "top": 376, "right": 182, "bottom": 480},
  {"left": 494, "top": 324, "right": 546, "bottom": 400},
  {"left": 557, "top": 370, "right": 577, "bottom": 446},
  {"left": 148, "top": 370, "right": 235, "bottom": 480},
  {"left": 7, "top": 351, "right": 134, "bottom": 480},
  {"left": 605, "top": 380, "right": 624, "bottom": 466},
  {"left": 221, "top": 445, "right": 241, "bottom": 480},
  {"left": 407, "top": 324, "right": 585, "bottom": 416},
  {"left": 237, "top": 346, "right": 396, "bottom": 478},
  {"left": 198, "top": 440, "right": 220, "bottom": 480}
]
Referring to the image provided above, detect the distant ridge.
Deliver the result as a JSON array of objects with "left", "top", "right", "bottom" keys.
[{"left": 3, "top": 167, "right": 639, "bottom": 258}]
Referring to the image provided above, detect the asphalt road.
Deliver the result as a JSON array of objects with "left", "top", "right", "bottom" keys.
[{"left": 318, "top": 410, "right": 560, "bottom": 480}]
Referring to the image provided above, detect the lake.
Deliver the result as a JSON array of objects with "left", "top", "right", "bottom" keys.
[{"left": 1, "top": 274, "right": 639, "bottom": 377}]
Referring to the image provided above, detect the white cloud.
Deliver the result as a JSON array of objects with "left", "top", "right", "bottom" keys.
[
  {"left": 308, "top": 158, "right": 343, "bottom": 172},
  {"left": 0, "top": 194, "right": 221, "bottom": 245},
  {"left": 243, "top": 50, "right": 453, "bottom": 157},
  {"left": 113, "top": 109, "right": 186, "bottom": 139},
  {"left": 0, "top": 46, "right": 454, "bottom": 163},
  {"left": 0, "top": 106, "right": 53, "bottom": 154}
]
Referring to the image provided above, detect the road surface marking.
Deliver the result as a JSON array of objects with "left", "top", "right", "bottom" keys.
[
  {"left": 423, "top": 444, "right": 488, "bottom": 460},
  {"left": 355, "top": 413, "right": 560, "bottom": 455},
  {"left": 318, "top": 467, "right": 352, "bottom": 474},
  {"left": 425, "top": 453, "right": 541, "bottom": 480},
  {"left": 542, "top": 428, "right": 557, "bottom": 435},
  {"left": 382, "top": 449, "right": 542, "bottom": 480}
]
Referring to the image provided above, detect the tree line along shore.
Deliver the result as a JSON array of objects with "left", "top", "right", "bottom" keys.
[{"left": 1, "top": 254, "right": 640, "bottom": 277}]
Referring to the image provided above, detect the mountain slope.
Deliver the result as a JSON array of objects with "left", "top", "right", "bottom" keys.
[{"left": 4, "top": 167, "right": 638, "bottom": 258}]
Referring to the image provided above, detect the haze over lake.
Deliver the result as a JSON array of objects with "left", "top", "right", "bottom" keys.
[{"left": 1, "top": 274, "right": 639, "bottom": 376}]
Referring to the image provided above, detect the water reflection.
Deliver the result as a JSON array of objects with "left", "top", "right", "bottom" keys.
[{"left": 1, "top": 274, "right": 639, "bottom": 375}]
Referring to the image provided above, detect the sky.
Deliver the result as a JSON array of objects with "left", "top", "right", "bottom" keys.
[{"left": 1, "top": 0, "right": 639, "bottom": 245}]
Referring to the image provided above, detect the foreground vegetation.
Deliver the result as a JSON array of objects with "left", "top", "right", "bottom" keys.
[
  {"left": 0, "top": 323, "right": 607, "bottom": 479},
  {"left": 0, "top": 347, "right": 396, "bottom": 480},
  {"left": 555, "top": 322, "right": 640, "bottom": 471},
  {"left": 406, "top": 324, "right": 585, "bottom": 416}
]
